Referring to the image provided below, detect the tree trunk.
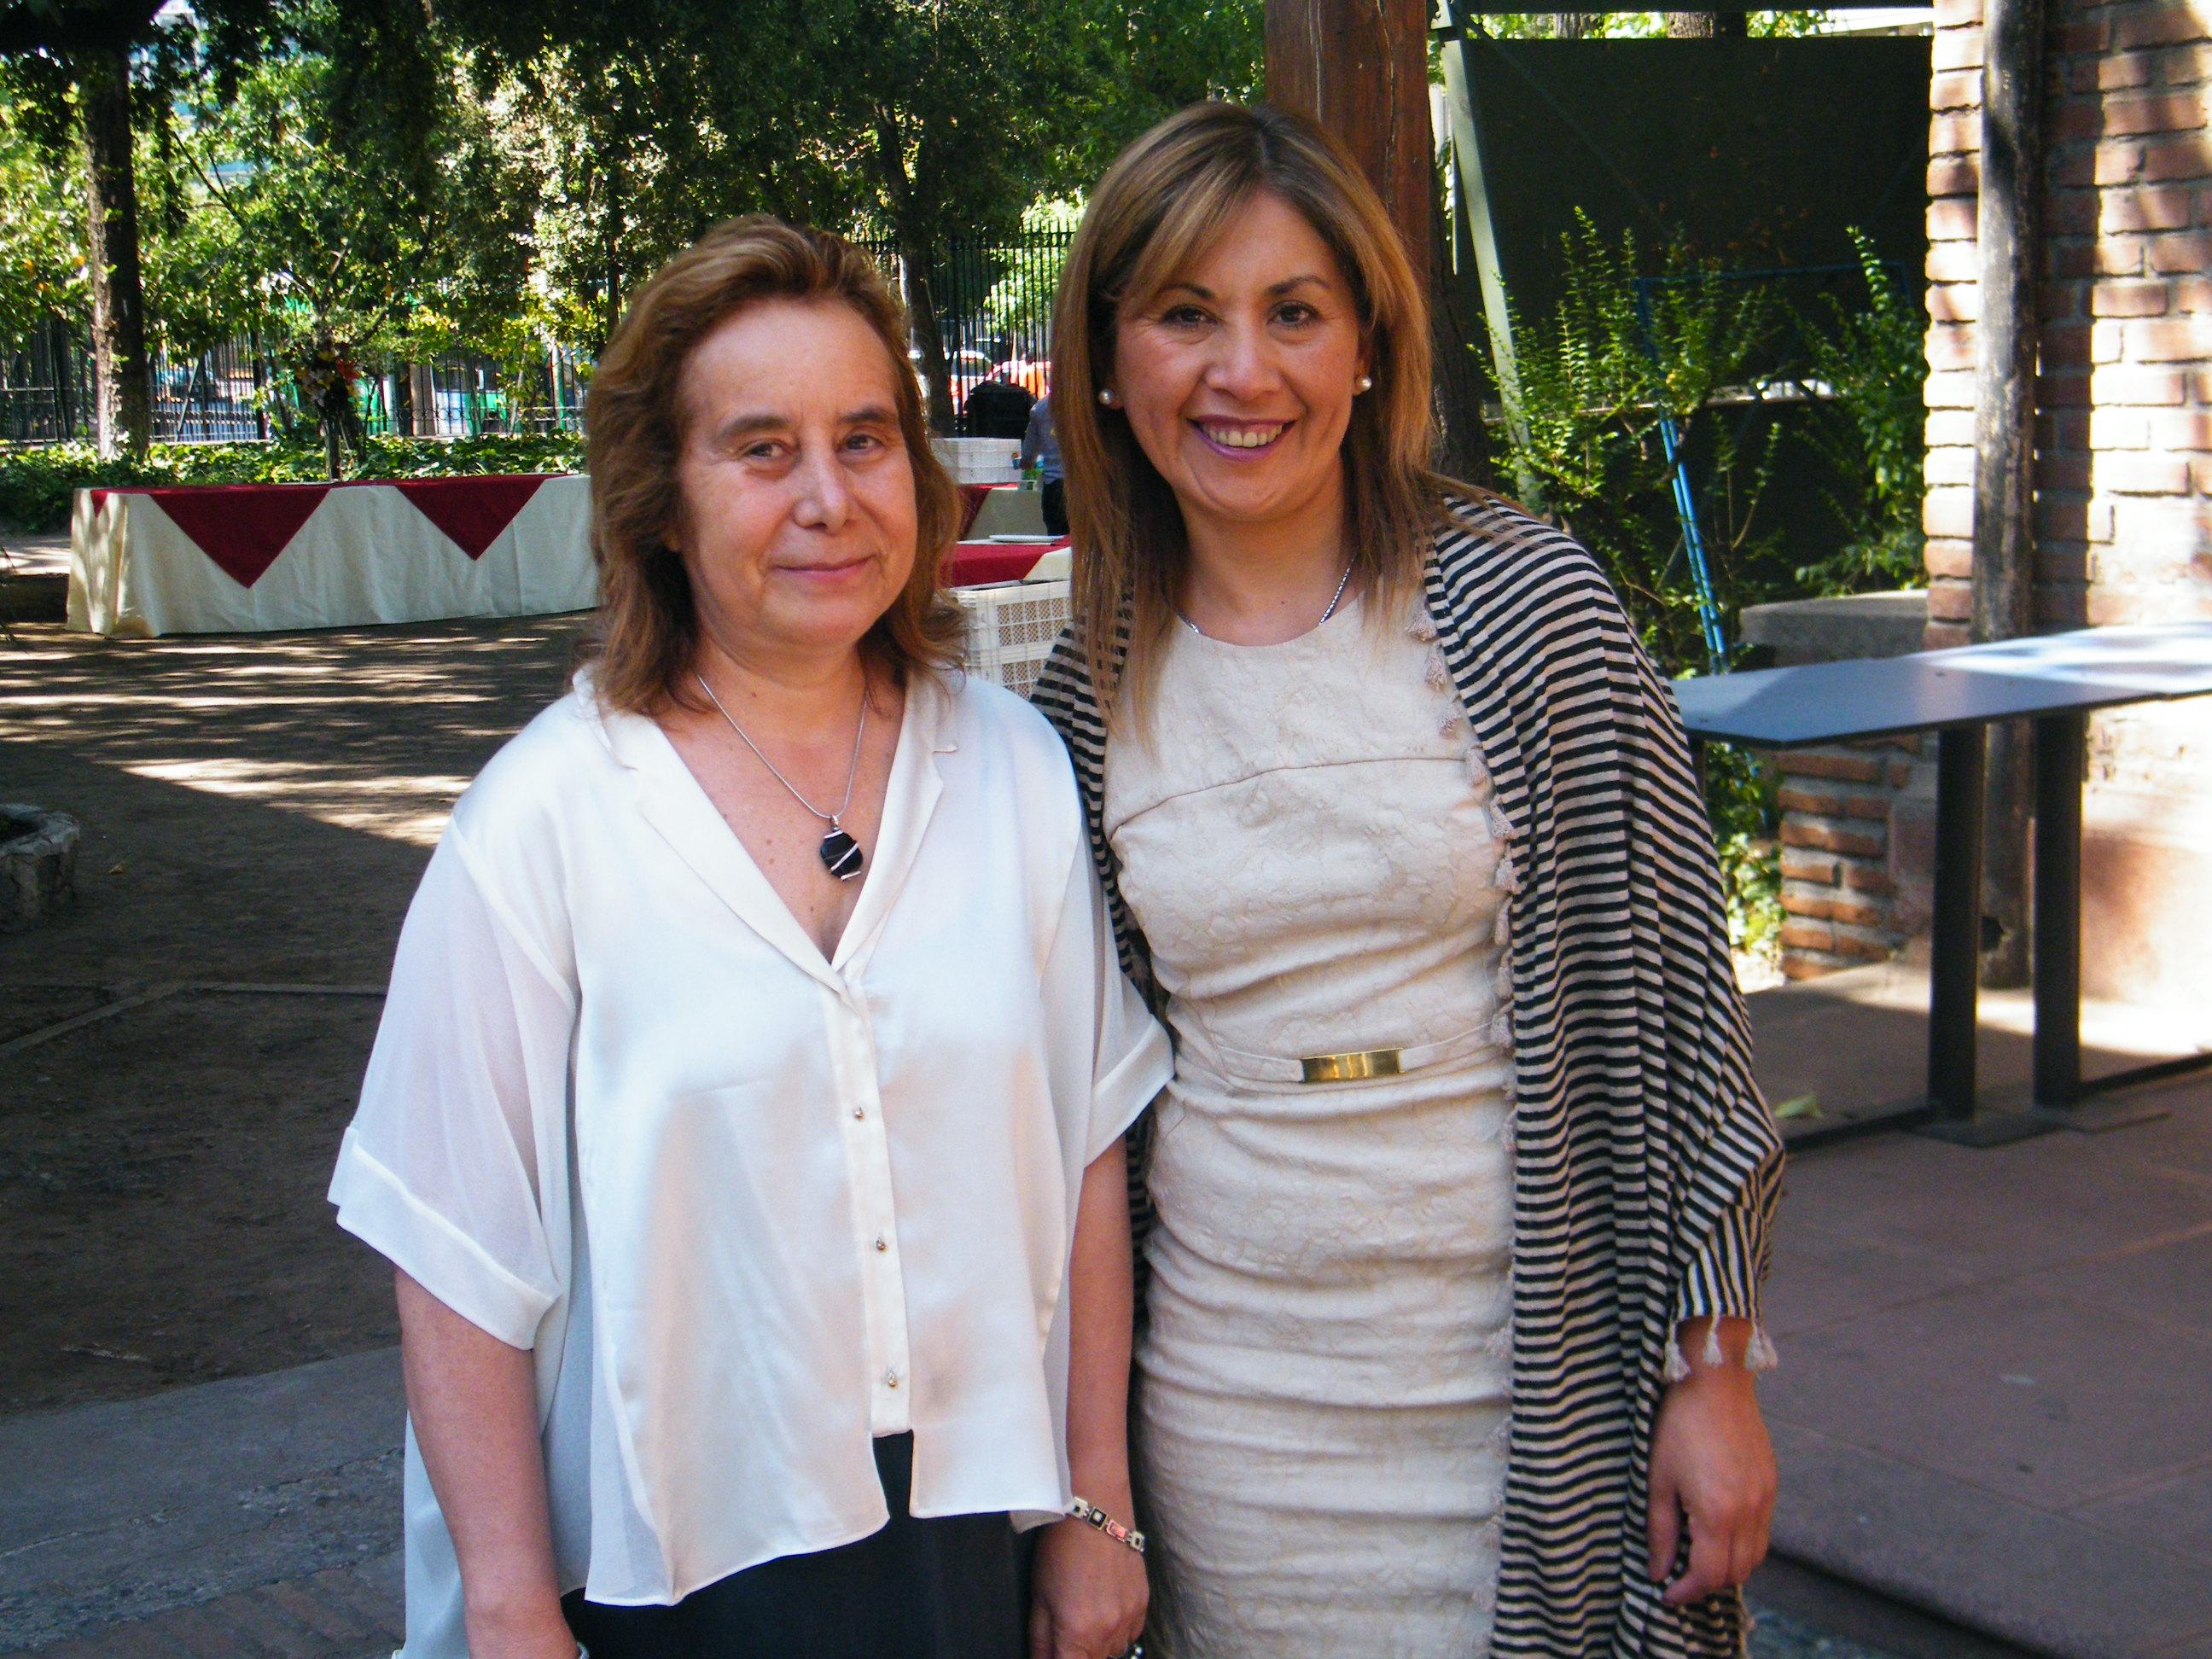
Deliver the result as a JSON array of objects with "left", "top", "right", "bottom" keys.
[
  {"left": 902, "top": 244, "right": 956, "bottom": 435},
  {"left": 1429, "top": 182, "right": 1491, "bottom": 484},
  {"left": 1663, "top": 13, "right": 1748, "bottom": 36},
  {"left": 1540, "top": 15, "right": 1601, "bottom": 37},
  {"left": 1971, "top": 0, "right": 2046, "bottom": 987},
  {"left": 79, "top": 44, "right": 151, "bottom": 461},
  {"left": 393, "top": 365, "right": 416, "bottom": 438}
]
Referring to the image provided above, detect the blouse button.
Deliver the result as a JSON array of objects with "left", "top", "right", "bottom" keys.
[
  {"left": 884, "top": 1370, "right": 900, "bottom": 1388},
  {"left": 874, "top": 1235, "right": 888, "bottom": 1252},
  {"left": 853, "top": 1106, "right": 866, "bottom": 1121}
]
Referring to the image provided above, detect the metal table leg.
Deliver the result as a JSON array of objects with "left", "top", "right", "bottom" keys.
[
  {"left": 1918, "top": 722, "right": 2051, "bottom": 1144},
  {"left": 2032, "top": 710, "right": 2190, "bottom": 1128},
  {"left": 2032, "top": 712, "right": 2085, "bottom": 1110}
]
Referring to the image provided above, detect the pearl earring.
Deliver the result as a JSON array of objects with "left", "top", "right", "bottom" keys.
[
  {"left": 1356, "top": 375, "right": 1373, "bottom": 393},
  {"left": 1097, "top": 388, "right": 1116, "bottom": 407}
]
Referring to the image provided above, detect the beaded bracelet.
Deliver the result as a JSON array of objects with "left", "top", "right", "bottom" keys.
[{"left": 1068, "top": 1495, "right": 1147, "bottom": 1556}]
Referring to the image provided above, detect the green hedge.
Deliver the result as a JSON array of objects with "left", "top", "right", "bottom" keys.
[{"left": 0, "top": 434, "right": 586, "bottom": 534}]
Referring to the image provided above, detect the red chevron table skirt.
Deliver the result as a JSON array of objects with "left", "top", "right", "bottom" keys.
[{"left": 67, "top": 474, "right": 596, "bottom": 637}]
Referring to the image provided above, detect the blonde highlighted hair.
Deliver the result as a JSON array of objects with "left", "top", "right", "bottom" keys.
[
  {"left": 1051, "top": 102, "right": 1461, "bottom": 721},
  {"left": 582, "top": 216, "right": 963, "bottom": 714}
]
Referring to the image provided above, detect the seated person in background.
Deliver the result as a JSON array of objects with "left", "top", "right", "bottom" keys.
[{"left": 964, "top": 371, "right": 1036, "bottom": 438}]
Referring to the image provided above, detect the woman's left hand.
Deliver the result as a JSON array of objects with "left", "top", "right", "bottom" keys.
[
  {"left": 1646, "top": 1318, "right": 1778, "bottom": 1607},
  {"left": 1027, "top": 1512, "right": 1149, "bottom": 1659}
]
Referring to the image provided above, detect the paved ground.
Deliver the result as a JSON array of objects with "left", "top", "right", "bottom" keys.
[
  {"left": 1749, "top": 966, "right": 2212, "bottom": 1659},
  {"left": 0, "top": 615, "right": 582, "bottom": 1413},
  {"left": 7, "top": 614, "right": 2204, "bottom": 1656}
]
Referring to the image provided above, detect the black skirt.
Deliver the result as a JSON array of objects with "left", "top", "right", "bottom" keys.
[{"left": 562, "top": 1434, "right": 1029, "bottom": 1659}]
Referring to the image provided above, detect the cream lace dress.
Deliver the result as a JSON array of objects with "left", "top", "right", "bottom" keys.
[{"left": 1103, "top": 597, "right": 1518, "bottom": 1659}]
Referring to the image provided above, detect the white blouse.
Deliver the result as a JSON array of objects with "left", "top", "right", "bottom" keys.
[{"left": 329, "top": 667, "right": 1169, "bottom": 1656}]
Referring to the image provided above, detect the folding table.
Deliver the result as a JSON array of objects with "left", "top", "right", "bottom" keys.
[{"left": 1672, "top": 622, "right": 2212, "bottom": 1146}]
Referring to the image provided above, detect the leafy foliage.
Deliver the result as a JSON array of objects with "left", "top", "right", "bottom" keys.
[
  {"left": 1791, "top": 230, "right": 1929, "bottom": 595},
  {"left": 0, "top": 88, "right": 82, "bottom": 341},
  {"left": 1495, "top": 215, "right": 1786, "bottom": 676},
  {"left": 1488, "top": 218, "right": 1934, "bottom": 962}
]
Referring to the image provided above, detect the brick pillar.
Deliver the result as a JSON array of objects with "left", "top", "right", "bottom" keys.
[{"left": 1924, "top": 0, "right": 2212, "bottom": 1014}]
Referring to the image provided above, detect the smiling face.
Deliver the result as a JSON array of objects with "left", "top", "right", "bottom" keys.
[
  {"left": 1111, "top": 189, "right": 1369, "bottom": 556},
  {"left": 669, "top": 297, "right": 919, "bottom": 673}
]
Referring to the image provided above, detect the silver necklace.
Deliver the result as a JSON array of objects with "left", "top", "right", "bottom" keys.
[
  {"left": 694, "top": 671, "right": 870, "bottom": 881},
  {"left": 1179, "top": 563, "right": 1353, "bottom": 640}
]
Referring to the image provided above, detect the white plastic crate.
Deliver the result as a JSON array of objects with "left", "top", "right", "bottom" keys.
[
  {"left": 954, "top": 578, "right": 1070, "bottom": 701},
  {"left": 933, "top": 436, "right": 1025, "bottom": 485}
]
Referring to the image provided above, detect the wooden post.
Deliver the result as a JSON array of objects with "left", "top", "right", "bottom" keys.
[
  {"left": 1266, "top": 0, "right": 1434, "bottom": 280},
  {"left": 1970, "top": 0, "right": 2045, "bottom": 987}
]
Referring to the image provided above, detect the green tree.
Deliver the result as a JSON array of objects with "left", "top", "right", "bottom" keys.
[
  {"left": 804, "top": 0, "right": 1260, "bottom": 428},
  {"left": 183, "top": 0, "right": 536, "bottom": 473},
  {"left": 0, "top": 84, "right": 81, "bottom": 342},
  {"left": 0, "top": 0, "right": 277, "bottom": 457}
]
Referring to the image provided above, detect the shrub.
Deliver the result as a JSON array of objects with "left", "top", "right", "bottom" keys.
[{"left": 0, "top": 434, "right": 585, "bottom": 533}]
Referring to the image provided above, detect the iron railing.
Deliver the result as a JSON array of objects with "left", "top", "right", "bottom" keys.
[{"left": 0, "top": 230, "right": 1079, "bottom": 445}]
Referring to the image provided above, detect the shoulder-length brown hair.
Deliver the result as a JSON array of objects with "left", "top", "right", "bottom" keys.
[
  {"left": 582, "top": 216, "right": 963, "bottom": 714},
  {"left": 1054, "top": 102, "right": 1464, "bottom": 724}
]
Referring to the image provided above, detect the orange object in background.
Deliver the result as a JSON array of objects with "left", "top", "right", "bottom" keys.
[{"left": 1000, "top": 358, "right": 1050, "bottom": 399}]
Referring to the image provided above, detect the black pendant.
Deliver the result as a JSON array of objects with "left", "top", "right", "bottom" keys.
[{"left": 819, "top": 827, "right": 864, "bottom": 882}]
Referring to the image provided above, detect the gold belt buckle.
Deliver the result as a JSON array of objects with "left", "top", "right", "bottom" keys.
[{"left": 1300, "top": 1047, "right": 1404, "bottom": 1084}]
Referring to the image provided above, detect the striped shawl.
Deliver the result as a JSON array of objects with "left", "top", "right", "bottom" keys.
[{"left": 1030, "top": 495, "right": 1785, "bottom": 1658}]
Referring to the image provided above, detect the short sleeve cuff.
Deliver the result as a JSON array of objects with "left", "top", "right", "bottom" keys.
[
  {"left": 1086, "top": 1022, "right": 1171, "bottom": 1165},
  {"left": 329, "top": 1127, "right": 555, "bottom": 1349}
]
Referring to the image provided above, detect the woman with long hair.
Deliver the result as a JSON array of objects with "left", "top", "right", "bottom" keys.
[
  {"left": 333, "top": 218, "right": 1160, "bottom": 1659},
  {"left": 1033, "top": 104, "right": 1783, "bottom": 1657}
]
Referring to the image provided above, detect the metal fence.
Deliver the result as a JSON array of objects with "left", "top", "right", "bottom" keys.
[
  {"left": 864, "top": 230, "right": 1076, "bottom": 433},
  {"left": 0, "top": 230, "right": 1078, "bottom": 446}
]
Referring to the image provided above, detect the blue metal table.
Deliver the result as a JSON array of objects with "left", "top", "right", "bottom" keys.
[{"left": 1672, "top": 622, "right": 2212, "bottom": 1146}]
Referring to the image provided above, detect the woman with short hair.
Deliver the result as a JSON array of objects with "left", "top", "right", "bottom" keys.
[
  {"left": 1033, "top": 104, "right": 1784, "bottom": 1658},
  {"left": 332, "top": 217, "right": 1162, "bottom": 1659}
]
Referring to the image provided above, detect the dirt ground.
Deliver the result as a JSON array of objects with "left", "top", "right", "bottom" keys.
[{"left": 0, "top": 613, "right": 586, "bottom": 1413}]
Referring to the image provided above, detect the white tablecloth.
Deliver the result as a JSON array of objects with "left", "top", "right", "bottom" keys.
[{"left": 67, "top": 474, "right": 596, "bottom": 637}]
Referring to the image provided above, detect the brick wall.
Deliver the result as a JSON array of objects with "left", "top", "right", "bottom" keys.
[
  {"left": 1924, "top": 0, "right": 2212, "bottom": 644},
  {"left": 1883, "top": 0, "right": 2212, "bottom": 1011},
  {"left": 1776, "top": 738, "right": 1933, "bottom": 976}
]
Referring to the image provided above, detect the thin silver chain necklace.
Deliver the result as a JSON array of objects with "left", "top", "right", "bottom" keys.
[
  {"left": 693, "top": 671, "right": 870, "bottom": 881},
  {"left": 1179, "top": 563, "right": 1353, "bottom": 640}
]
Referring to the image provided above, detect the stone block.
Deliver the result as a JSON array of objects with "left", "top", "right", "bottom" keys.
[
  {"left": 1779, "top": 918, "right": 1837, "bottom": 953},
  {"left": 2148, "top": 230, "right": 2212, "bottom": 273},
  {"left": 2110, "top": 1, "right": 2212, "bottom": 50},
  {"left": 1780, "top": 849, "right": 1843, "bottom": 885},
  {"left": 2092, "top": 277, "right": 2171, "bottom": 315},
  {"left": 1776, "top": 749, "right": 1885, "bottom": 785},
  {"left": 2098, "top": 50, "right": 2158, "bottom": 90},
  {"left": 2128, "top": 316, "right": 2212, "bottom": 359},
  {"left": 2099, "top": 453, "right": 2194, "bottom": 493},
  {"left": 1782, "top": 887, "right": 1891, "bottom": 928},
  {"left": 1737, "top": 591, "right": 1930, "bottom": 667},
  {"left": 1781, "top": 816, "right": 1888, "bottom": 859},
  {"left": 1, "top": 806, "right": 78, "bottom": 931},
  {"left": 1829, "top": 921, "right": 1899, "bottom": 961},
  {"left": 2100, "top": 183, "right": 2197, "bottom": 231},
  {"left": 2090, "top": 364, "right": 2188, "bottom": 404},
  {"left": 1928, "top": 155, "right": 1981, "bottom": 197},
  {"left": 1778, "top": 784, "right": 1893, "bottom": 821},
  {"left": 2099, "top": 93, "right": 2209, "bottom": 137},
  {"left": 1843, "top": 863, "right": 1900, "bottom": 898},
  {"left": 2139, "top": 133, "right": 2212, "bottom": 183}
]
